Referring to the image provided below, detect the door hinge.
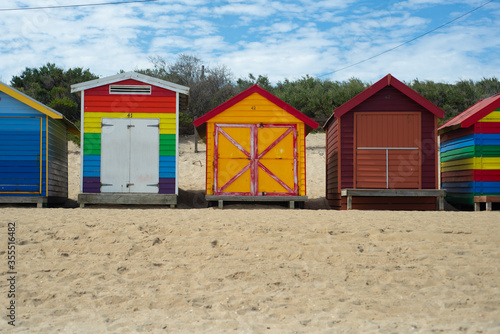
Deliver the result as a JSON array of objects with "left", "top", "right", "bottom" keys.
[
  {"left": 126, "top": 183, "right": 134, "bottom": 188},
  {"left": 147, "top": 183, "right": 159, "bottom": 187},
  {"left": 101, "top": 123, "right": 113, "bottom": 128},
  {"left": 147, "top": 124, "right": 160, "bottom": 128},
  {"left": 101, "top": 183, "right": 112, "bottom": 187},
  {"left": 127, "top": 125, "right": 135, "bottom": 129}
]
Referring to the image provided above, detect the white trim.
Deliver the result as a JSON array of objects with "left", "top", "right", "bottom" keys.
[
  {"left": 80, "top": 90, "right": 85, "bottom": 194},
  {"left": 71, "top": 71, "right": 189, "bottom": 95},
  {"left": 109, "top": 85, "right": 151, "bottom": 95},
  {"left": 175, "top": 92, "right": 179, "bottom": 196}
]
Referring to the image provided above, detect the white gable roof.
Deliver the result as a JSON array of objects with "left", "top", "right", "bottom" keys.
[{"left": 71, "top": 71, "right": 189, "bottom": 95}]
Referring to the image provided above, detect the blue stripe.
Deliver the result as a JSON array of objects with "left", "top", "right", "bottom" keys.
[
  {"left": 84, "top": 155, "right": 101, "bottom": 162},
  {"left": 0, "top": 156, "right": 42, "bottom": 161},
  {"left": 440, "top": 135, "right": 474, "bottom": 152},
  {"left": 441, "top": 134, "right": 500, "bottom": 152},
  {"left": 0, "top": 172, "right": 41, "bottom": 179},
  {"left": 160, "top": 172, "right": 176, "bottom": 178},
  {"left": 0, "top": 185, "right": 40, "bottom": 192},
  {"left": 0, "top": 161, "right": 39, "bottom": 167},
  {"left": 83, "top": 170, "right": 100, "bottom": 177},
  {"left": 0, "top": 166, "right": 40, "bottom": 173},
  {"left": 83, "top": 155, "right": 101, "bottom": 177},
  {"left": 442, "top": 181, "right": 500, "bottom": 193}
]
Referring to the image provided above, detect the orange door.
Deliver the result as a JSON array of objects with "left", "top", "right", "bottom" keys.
[
  {"left": 214, "top": 124, "right": 297, "bottom": 196},
  {"left": 355, "top": 113, "right": 421, "bottom": 189}
]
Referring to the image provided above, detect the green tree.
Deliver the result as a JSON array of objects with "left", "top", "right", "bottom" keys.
[{"left": 10, "top": 63, "right": 98, "bottom": 122}]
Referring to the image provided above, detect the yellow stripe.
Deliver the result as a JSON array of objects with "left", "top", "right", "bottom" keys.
[
  {"left": 478, "top": 110, "right": 500, "bottom": 122},
  {"left": 83, "top": 112, "right": 176, "bottom": 134},
  {"left": 441, "top": 157, "right": 500, "bottom": 172},
  {"left": 0, "top": 83, "right": 62, "bottom": 119}
]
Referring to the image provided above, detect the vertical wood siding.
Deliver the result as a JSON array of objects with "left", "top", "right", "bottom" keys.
[{"left": 81, "top": 80, "right": 177, "bottom": 194}]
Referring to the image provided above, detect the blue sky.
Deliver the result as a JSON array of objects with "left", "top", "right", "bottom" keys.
[{"left": 0, "top": 0, "right": 499, "bottom": 85}]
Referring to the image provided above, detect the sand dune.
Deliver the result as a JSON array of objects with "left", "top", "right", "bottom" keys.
[{"left": 0, "top": 133, "right": 499, "bottom": 333}]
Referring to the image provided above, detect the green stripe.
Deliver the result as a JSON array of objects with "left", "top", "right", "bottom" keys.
[
  {"left": 160, "top": 134, "right": 176, "bottom": 156},
  {"left": 446, "top": 192, "right": 500, "bottom": 206},
  {"left": 441, "top": 145, "right": 500, "bottom": 162},
  {"left": 441, "top": 146, "right": 474, "bottom": 162},
  {"left": 478, "top": 145, "right": 500, "bottom": 157},
  {"left": 82, "top": 133, "right": 177, "bottom": 156},
  {"left": 84, "top": 133, "right": 101, "bottom": 155}
]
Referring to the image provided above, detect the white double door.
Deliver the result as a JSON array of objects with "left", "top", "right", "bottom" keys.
[{"left": 101, "top": 118, "right": 159, "bottom": 193}]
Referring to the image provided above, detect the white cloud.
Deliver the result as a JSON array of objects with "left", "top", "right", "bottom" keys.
[{"left": 0, "top": 0, "right": 498, "bottom": 85}]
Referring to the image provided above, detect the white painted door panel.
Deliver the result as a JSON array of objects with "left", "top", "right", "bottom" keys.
[
  {"left": 129, "top": 119, "right": 159, "bottom": 193},
  {"left": 101, "top": 118, "right": 130, "bottom": 193},
  {"left": 100, "top": 118, "right": 159, "bottom": 193}
]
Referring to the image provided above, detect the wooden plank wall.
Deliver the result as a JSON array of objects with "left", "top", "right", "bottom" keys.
[
  {"left": 325, "top": 117, "right": 340, "bottom": 208},
  {"left": 81, "top": 79, "right": 177, "bottom": 195},
  {"left": 205, "top": 92, "right": 307, "bottom": 196},
  {"left": 0, "top": 91, "right": 47, "bottom": 197},
  {"left": 47, "top": 117, "right": 68, "bottom": 198},
  {"left": 440, "top": 108, "right": 500, "bottom": 205}
]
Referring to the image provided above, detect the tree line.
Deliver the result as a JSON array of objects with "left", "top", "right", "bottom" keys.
[{"left": 8, "top": 55, "right": 500, "bottom": 135}]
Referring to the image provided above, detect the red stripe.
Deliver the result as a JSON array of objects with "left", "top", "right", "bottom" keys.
[
  {"left": 257, "top": 127, "right": 293, "bottom": 159},
  {"left": 218, "top": 127, "right": 251, "bottom": 158}
]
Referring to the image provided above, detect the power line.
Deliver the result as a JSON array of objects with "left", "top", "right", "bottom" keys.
[
  {"left": 0, "top": 0, "right": 157, "bottom": 12},
  {"left": 319, "top": 0, "right": 495, "bottom": 77}
]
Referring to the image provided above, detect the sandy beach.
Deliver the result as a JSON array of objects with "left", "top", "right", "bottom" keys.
[{"left": 1, "top": 133, "right": 499, "bottom": 333}]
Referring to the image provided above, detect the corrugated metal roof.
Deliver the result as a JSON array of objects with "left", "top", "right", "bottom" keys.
[{"left": 438, "top": 93, "right": 500, "bottom": 131}]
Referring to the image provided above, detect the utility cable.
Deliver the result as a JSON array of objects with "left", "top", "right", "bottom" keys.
[
  {"left": 318, "top": 0, "right": 495, "bottom": 77},
  {"left": 0, "top": 0, "right": 157, "bottom": 12}
]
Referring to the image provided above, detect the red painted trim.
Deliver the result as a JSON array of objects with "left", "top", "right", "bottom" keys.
[
  {"left": 214, "top": 126, "right": 219, "bottom": 193},
  {"left": 218, "top": 127, "right": 251, "bottom": 158},
  {"left": 251, "top": 125, "right": 258, "bottom": 195},
  {"left": 193, "top": 85, "right": 319, "bottom": 131},
  {"left": 439, "top": 93, "right": 500, "bottom": 130},
  {"left": 257, "top": 127, "right": 293, "bottom": 159},
  {"left": 257, "top": 162, "right": 294, "bottom": 193},
  {"left": 213, "top": 123, "right": 298, "bottom": 196},
  {"left": 218, "top": 164, "right": 251, "bottom": 193},
  {"left": 324, "top": 74, "right": 445, "bottom": 128}
]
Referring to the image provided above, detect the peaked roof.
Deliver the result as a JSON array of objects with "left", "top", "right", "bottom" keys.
[
  {"left": 193, "top": 84, "right": 319, "bottom": 134},
  {"left": 0, "top": 81, "right": 79, "bottom": 134},
  {"left": 71, "top": 71, "right": 190, "bottom": 95},
  {"left": 438, "top": 93, "right": 500, "bottom": 133},
  {"left": 323, "top": 74, "right": 445, "bottom": 128}
]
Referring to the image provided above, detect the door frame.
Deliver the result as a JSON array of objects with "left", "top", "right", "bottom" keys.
[
  {"left": 100, "top": 117, "right": 160, "bottom": 193},
  {"left": 214, "top": 123, "right": 298, "bottom": 196},
  {"left": 353, "top": 112, "right": 422, "bottom": 189},
  {"left": 0, "top": 116, "right": 43, "bottom": 194}
]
